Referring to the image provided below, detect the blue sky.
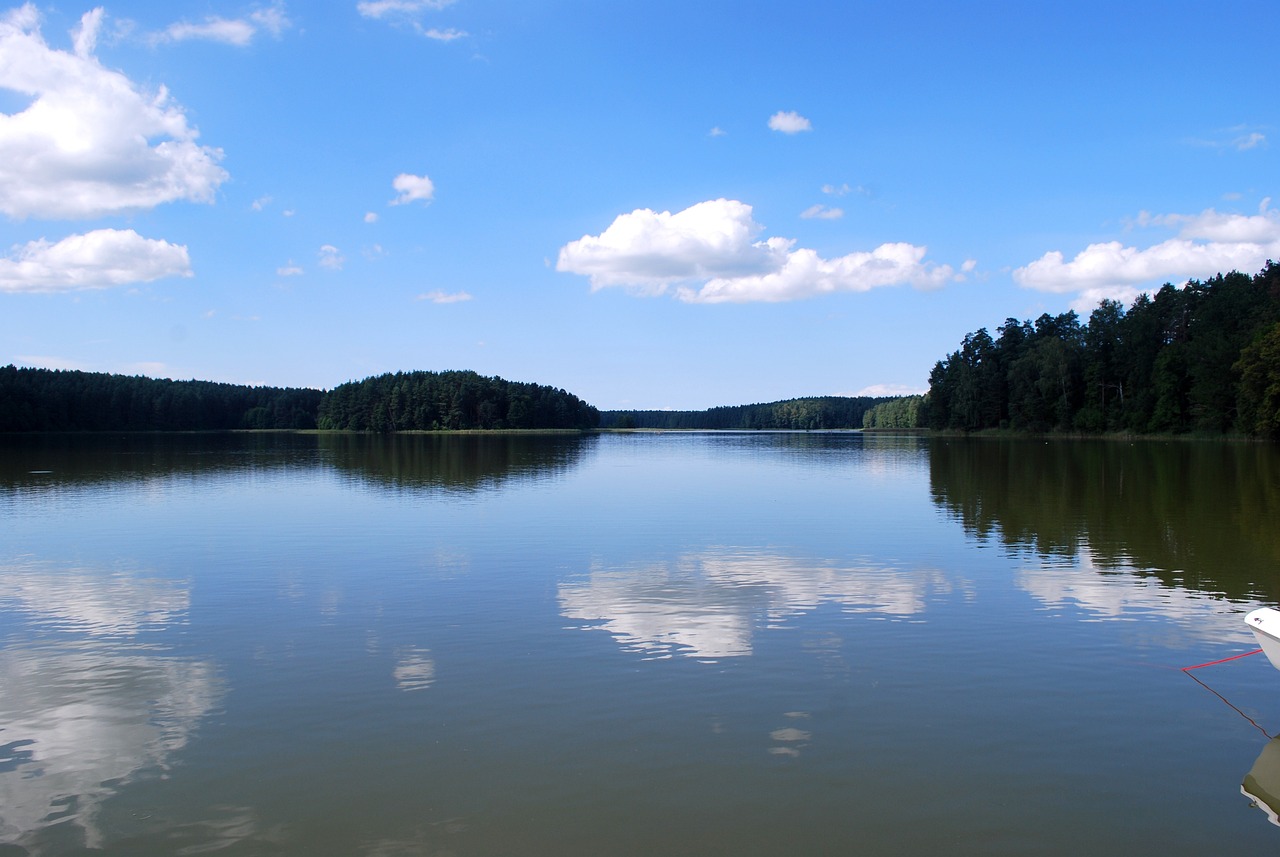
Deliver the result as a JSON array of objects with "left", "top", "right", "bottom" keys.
[{"left": 1, "top": 1, "right": 1276, "bottom": 410}]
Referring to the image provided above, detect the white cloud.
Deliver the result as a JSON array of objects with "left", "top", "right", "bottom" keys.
[
  {"left": 678, "top": 243, "right": 958, "bottom": 304},
  {"left": 421, "top": 27, "right": 465, "bottom": 41},
  {"left": 823, "top": 182, "right": 872, "bottom": 198},
  {"left": 1191, "top": 125, "right": 1268, "bottom": 152},
  {"left": 1235, "top": 131, "right": 1266, "bottom": 150},
  {"left": 389, "top": 172, "right": 434, "bottom": 206},
  {"left": 276, "top": 262, "right": 303, "bottom": 276},
  {"left": 556, "top": 198, "right": 962, "bottom": 304},
  {"left": 151, "top": 5, "right": 290, "bottom": 45},
  {"left": 800, "top": 204, "right": 843, "bottom": 220},
  {"left": 0, "top": 6, "right": 228, "bottom": 220},
  {"left": 768, "top": 110, "right": 811, "bottom": 134},
  {"left": 416, "top": 289, "right": 471, "bottom": 304},
  {"left": 0, "top": 229, "right": 191, "bottom": 293},
  {"left": 357, "top": 0, "right": 455, "bottom": 19},
  {"left": 855, "top": 383, "right": 927, "bottom": 397},
  {"left": 364, "top": 211, "right": 379, "bottom": 223},
  {"left": 1014, "top": 199, "right": 1280, "bottom": 304},
  {"left": 317, "top": 244, "right": 344, "bottom": 270},
  {"left": 251, "top": 195, "right": 272, "bottom": 211},
  {"left": 357, "top": 0, "right": 466, "bottom": 39},
  {"left": 557, "top": 200, "right": 786, "bottom": 291},
  {"left": 1137, "top": 199, "right": 1278, "bottom": 242},
  {"left": 709, "top": 126, "right": 726, "bottom": 137}
]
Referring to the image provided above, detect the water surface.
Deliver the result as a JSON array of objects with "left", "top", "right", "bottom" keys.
[{"left": 2, "top": 432, "right": 1279, "bottom": 855}]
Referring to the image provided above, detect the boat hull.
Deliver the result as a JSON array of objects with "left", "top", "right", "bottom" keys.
[{"left": 1246, "top": 608, "right": 1280, "bottom": 671}]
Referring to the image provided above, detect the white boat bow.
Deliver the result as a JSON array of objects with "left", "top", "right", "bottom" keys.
[{"left": 1246, "top": 607, "right": 1280, "bottom": 671}]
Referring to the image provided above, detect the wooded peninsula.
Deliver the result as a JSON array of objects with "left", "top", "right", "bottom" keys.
[
  {"left": 916, "top": 261, "right": 1280, "bottom": 437},
  {"left": 0, "top": 368, "right": 597, "bottom": 433},
  {"left": 3, "top": 263, "right": 1278, "bottom": 437}
]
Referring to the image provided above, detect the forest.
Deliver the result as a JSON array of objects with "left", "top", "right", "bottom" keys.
[
  {"left": 0, "top": 365, "right": 322, "bottom": 432},
  {"left": 315, "top": 371, "right": 599, "bottom": 431},
  {"left": 600, "top": 396, "right": 890, "bottom": 430},
  {"left": 924, "top": 262, "right": 1280, "bottom": 437},
  {"left": 862, "top": 395, "right": 925, "bottom": 430},
  {"left": 0, "top": 367, "right": 598, "bottom": 432}
]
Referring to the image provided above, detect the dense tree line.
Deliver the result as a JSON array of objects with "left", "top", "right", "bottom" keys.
[
  {"left": 600, "top": 396, "right": 889, "bottom": 430},
  {"left": 926, "top": 262, "right": 1280, "bottom": 436},
  {"left": 0, "top": 365, "right": 321, "bottom": 431},
  {"left": 316, "top": 370, "right": 599, "bottom": 431},
  {"left": 862, "top": 395, "right": 925, "bottom": 429}
]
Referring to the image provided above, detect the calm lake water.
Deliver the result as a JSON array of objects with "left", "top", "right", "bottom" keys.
[{"left": 3, "top": 431, "right": 1280, "bottom": 856}]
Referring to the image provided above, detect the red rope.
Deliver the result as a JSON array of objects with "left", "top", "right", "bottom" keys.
[{"left": 1182, "top": 648, "right": 1263, "bottom": 671}]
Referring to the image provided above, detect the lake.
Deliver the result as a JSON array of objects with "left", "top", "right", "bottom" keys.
[{"left": 3, "top": 431, "right": 1280, "bottom": 855}]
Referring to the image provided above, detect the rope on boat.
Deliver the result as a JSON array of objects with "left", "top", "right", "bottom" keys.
[{"left": 1182, "top": 648, "right": 1263, "bottom": 671}]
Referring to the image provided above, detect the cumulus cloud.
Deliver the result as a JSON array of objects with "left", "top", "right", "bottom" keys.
[
  {"left": 0, "top": 6, "right": 228, "bottom": 221},
  {"left": 389, "top": 173, "right": 434, "bottom": 206},
  {"left": 276, "top": 262, "right": 303, "bottom": 276},
  {"left": 679, "top": 242, "right": 959, "bottom": 304},
  {"left": 415, "top": 289, "right": 471, "bottom": 303},
  {"left": 558, "top": 200, "right": 787, "bottom": 290},
  {"left": 151, "top": 5, "right": 291, "bottom": 46},
  {"left": 364, "top": 211, "right": 378, "bottom": 223},
  {"left": 768, "top": 110, "right": 811, "bottom": 134},
  {"left": 0, "top": 228, "right": 191, "bottom": 293},
  {"left": 556, "top": 198, "right": 962, "bottom": 304},
  {"left": 800, "top": 204, "right": 843, "bottom": 220},
  {"left": 1014, "top": 199, "right": 1280, "bottom": 305},
  {"left": 317, "top": 244, "right": 344, "bottom": 270}
]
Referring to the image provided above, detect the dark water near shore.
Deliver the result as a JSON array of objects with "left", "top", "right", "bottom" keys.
[{"left": 3, "top": 431, "right": 1280, "bottom": 855}]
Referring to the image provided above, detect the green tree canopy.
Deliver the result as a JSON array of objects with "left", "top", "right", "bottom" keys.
[
  {"left": 316, "top": 371, "right": 599, "bottom": 431},
  {"left": 926, "top": 262, "right": 1280, "bottom": 436}
]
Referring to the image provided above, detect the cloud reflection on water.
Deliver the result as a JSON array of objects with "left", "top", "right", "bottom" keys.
[
  {"left": 559, "top": 549, "right": 959, "bottom": 659},
  {"left": 0, "top": 559, "right": 189, "bottom": 637},
  {"left": 393, "top": 646, "right": 437, "bottom": 691},
  {"left": 0, "top": 560, "right": 222, "bottom": 852},
  {"left": 1017, "top": 546, "right": 1263, "bottom": 646}
]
